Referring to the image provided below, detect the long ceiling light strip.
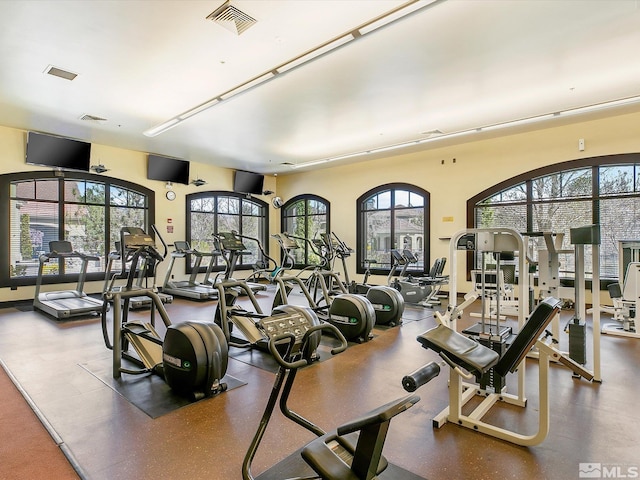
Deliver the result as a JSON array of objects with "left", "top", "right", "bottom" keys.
[
  {"left": 290, "top": 94, "right": 640, "bottom": 169},
  {"left": 143, "top": 0, "right": 441, "bottom": 137}
]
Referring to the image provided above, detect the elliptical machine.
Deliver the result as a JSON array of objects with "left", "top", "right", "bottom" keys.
[
  {"left": 321, "top": 232, "right": 405, "bottom": 326},
  {"left": 102, "top": 226, "right": 228, "bottom": 400},
  {"left": 272, "top": 233, "right": 376, "bottom": 343},
  {"left": 213, "top": 232, "right": 322, "bottom": 357}
]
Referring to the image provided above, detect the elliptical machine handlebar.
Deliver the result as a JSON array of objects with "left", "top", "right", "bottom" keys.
[
  {"left": 150, "top": 224, "right": 169, "bottom": 260},
  {"left": 267, "top": 323, "right": 348, "bottom": 370}
]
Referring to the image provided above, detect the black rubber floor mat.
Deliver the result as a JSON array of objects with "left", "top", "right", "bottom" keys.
[{"left": 80, "top": 358, "right": 246, "bottom": 418}]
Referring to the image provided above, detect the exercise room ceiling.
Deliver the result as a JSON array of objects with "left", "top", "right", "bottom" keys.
[{"left": 1, "top": 0, "right": 640, "bottom": 175}]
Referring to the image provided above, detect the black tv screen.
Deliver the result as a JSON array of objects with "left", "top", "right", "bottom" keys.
[
  {"left": 147, "top": 154, "right": 190, "bottom": 185},
  {"left": 233, "top": 170, "right": 264, "bottom": 195},
  {"left": 26, "top": 132, "right": 91, "bottom": 171}
]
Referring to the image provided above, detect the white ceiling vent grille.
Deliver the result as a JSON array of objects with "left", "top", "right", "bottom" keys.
[
  {"left": 206, "top": 2, "right": 257, "bottom": 35},
  {"left": 79, "top": 114, "right": 107, "bottom": 122},
  {"left": 421, "top": 129, "right": 444, "bottom": 138},
  {"left": 44, "top": 65, "right": 78, "bottom": 81}
]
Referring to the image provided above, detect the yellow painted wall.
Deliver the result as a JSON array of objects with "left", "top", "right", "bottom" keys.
[
  {"left": 0, "top": 125, "right": 277, "bottom": 302},
  {"left": 275, "top": 110, "right": 640, "bottom": 302},
  {"left": 2, "top": 109, "right": 640, "bottom": 303}
]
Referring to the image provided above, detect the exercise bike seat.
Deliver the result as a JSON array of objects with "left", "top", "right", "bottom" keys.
[
  {"left": 302, "top": 431, "right": 387, "bottom": 480},
  {"left": 301, "top": 394, "right": 419, "bottom": 480}
]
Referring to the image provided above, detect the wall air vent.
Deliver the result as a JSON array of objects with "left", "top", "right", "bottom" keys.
[
  {"left": 206, "top": 1, "right": 257, "bottom": 35},
  {"left": 44, "top": 65, "right": 78, "bottom": 81},
  {"left": 79, "top": 114, "right": 107, "bottom": 122}
]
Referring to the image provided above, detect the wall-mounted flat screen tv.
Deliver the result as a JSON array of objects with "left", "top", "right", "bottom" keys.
[
  {"left": 233, "top": 170, "right": 264, "bottom": 195},
  {"left": 26, "top": 131, "right": 91, "bottom": 171},
  {"left": 147, "top": 154, "right": 190, "bottom": 185}
]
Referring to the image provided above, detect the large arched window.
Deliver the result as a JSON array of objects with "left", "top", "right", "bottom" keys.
[
  {"left": 186, "top": 191, "right": 268, "bottom": 274},
  {"left": 2, "top": 171, "right": 153, "bottom": 287},
  {"left": 471, "top": 154, "right": 640, "bottom": 282},
  {"left": 280, "top": 195, "right": 329, "bottom": 267},
  {"left": 357, "top": 183, "right": 430, "bottom": 275}
]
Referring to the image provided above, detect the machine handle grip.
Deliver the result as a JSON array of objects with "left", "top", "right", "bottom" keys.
[
  {"left": 402, "top": 362, "right": 441, "bottom": 392},
  {"left": 267, "top": 333, "right": 308, "bottom": 370},
  {"left": 302, "top": 323, "right": 348, "bottom": 356}
]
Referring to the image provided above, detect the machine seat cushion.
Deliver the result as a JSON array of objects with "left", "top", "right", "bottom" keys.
[
  {"left": 417, "top": 325, "right": 500, "bottom": 376},
  {"left": 417, "top": 297, "right": 562, "bottom": 378},
  {"left": 301, "top": 431, "right": 388, "bottom": 480}
]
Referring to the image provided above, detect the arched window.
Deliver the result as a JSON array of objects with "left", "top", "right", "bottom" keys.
[
  {"left": 357, "top": 183, "right": 430, "bottom": 275},
  {"left": 3, "top": 171, "right": 153, "bottom": 287},
  {"left": 280, "top": 195, "right": 329, "bottom": 267},
  {"left": 471, "top": 154, "right": 640, "bottom": 281},
  {"left": 186, "top": 191, "right": 268, "bottom": 274}
]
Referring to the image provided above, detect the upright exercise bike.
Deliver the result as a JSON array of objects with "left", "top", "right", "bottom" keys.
[{"left": 243, "top": 317, "right": 437, "bottom": 480}]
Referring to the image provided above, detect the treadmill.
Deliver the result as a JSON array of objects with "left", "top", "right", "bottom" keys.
[
  {"left": 33, "top": 240, "right": 105, "bottom": 319},
  {"left": 162, "top": 241, "right": 219, "bottom": 300}
]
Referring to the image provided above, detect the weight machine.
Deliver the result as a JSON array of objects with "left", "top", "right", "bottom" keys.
[{"left": 601, "top": 240, "right": 640, "bottom": 339}]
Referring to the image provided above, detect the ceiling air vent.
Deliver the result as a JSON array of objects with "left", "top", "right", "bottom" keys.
[
  {"left": 79, "top": 114, "right": 107, "bottom": 122},
  {"left": 206, "top": 1, "right": 257, "bottom": 35},
  {"left": 420, "top": 129, "right": 444, "bottom": 138},
  {"left": 44, "top": 65, "right": 78, "bottom": 81}
]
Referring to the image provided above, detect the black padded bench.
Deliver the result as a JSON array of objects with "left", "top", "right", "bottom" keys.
[
  {"left": 410, "top": 297, "right": 564, "bottom": 446},
  {"left": 417, "top": 296, "right": 562, "bottom": 380}
]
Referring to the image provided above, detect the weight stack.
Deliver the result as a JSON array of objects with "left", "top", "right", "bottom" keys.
[
  {"left": 478, "top": 337, "right": 508, "bottom": 393},
  {"left": 568, "top": 320, "right": 587, "bottom": 365}
]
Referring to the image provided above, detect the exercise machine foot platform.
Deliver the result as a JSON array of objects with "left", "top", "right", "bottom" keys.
[{"left": 407, "top": 297, "right": 587, "bottom": 446}]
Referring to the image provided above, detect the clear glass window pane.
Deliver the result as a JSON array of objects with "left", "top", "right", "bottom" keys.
[
  {"left": 363, "top": 210, "right": 391, "bottom": 266},
  {"left": 395, "top": 207, "right": 425, "bottom": 270},
  {"left": 532, "top": 169, "right": 592, "bottom": 200},
  {"left": 10, "top": 199, "right": 59, "bottom": 277},
  {"left": 110, "top": 186, "right": 127, "bottom": 206},
  {"left": 35, "top": 180, "right": 59, "bottom": 201},
  {"left": 65, "top": 204, "right": 105, "bottom": 273},
  {"left": 218, "top": 214, "right": 240, "bottom": 234},
  {"left": 600, "top": 165, "right": 635, "bottom": 196},
  {"left": 12, "top": 180, "right": 35, "bottom": 199},
  {"left": 600, "top": 197, "right": 640, "bottom": 278},
  {"left": 476, "top": 204, "right": 528, "bottom": 232},
  {"left": 110, "top": 207, "right": 146, "bottom": 252},
  {"left": 65, "top": 180, "right": 85, "bottom": 202}
]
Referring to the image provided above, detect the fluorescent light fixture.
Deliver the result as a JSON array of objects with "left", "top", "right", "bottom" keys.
[
  {"left": 359, "top": 0, "right": 438, "bottom": 35},
  {"left": 219, "top": 71, "right": 277, "bottom": 100},
  {"left": 558, "top": 95, "right": 640, "bottom": 117},
  {"left": 481, "top": 113, "right": 555, "bottom": 132},
  {"left": 276, "top": 35, "right": 355, "bottom": 74},
  {"left": 144, "top": 0, "right": 442, "bottom": 137},
  {"left": 290, "top": 93, "right": 640, "bottom": 169},
  {"left": 178, "top": 98, "right": 220, "bottom": 120},
  {"left": 290, "top": 159, "right": 330, "bottom": 169},
  {"left": 143, "top": 118, "right": 180, "bottom": 137}
]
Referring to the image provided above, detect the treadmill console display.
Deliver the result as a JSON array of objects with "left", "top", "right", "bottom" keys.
[{"left": 217, "top": 232, "right": 246, "bottom": 251}]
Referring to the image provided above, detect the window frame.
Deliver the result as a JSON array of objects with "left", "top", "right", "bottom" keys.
[
  {"left": 469, "top": 153, "right": 640, "bottom": 284},
  {"left": 356, "top": 183, "right": 430, "bottom": 276},
  {"left": 186, "top": 191, "right": 269, "bottom": 275},
  {"left": 279, "top": 194, "right": 330, "bottom": 268},
  {"left": 2, "top": 170, "right": 154, "bottom": 288}
]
